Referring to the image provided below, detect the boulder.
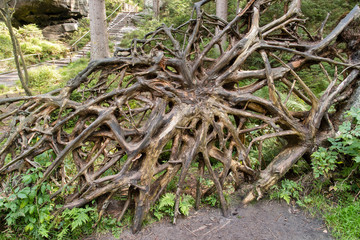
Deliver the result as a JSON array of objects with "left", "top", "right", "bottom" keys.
[
  {"left": 42, "top": 22, "right": 78, "bottom": 41},
  {"left": 11, "top": 0, "right": 88, "bottom": 27}
]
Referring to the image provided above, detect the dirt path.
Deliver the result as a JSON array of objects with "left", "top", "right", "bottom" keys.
[{"left": 87, "top": 197, "right": 332, "bottom": 240}]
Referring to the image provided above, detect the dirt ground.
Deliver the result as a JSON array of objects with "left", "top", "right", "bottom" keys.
[{"left": 87, "top": 197, "right": 332, "bottom": 240}]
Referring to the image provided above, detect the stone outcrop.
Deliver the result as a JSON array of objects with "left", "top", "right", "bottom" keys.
[
  {"left": 42, "top": 22, "right": 79, "bottom": 41},
  {"left": 12, "top": 0, "right": 88, "bottom": 27}
]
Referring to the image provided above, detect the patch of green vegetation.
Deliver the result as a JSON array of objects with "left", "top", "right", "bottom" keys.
[
  {"left": 151, "top": 193, "right": 195, "bottom": 220},
  {"left": 120, "top": 0, "right": 194, "bottom": 48},
  {"left": 0, "top": 24, "right": 12, "bottom": 59},
  {"left": 22, "top": 58, "right": 89, "bottom": 94},
  {"left": 59, "top": 58, "right": 89, "bottom": 82},
  {"left": 0, "top": 84, "right": 7, "bottom": 93},
  {"left": 259, "top": 0, "right": 356, "bottom": 34},
  {"left": 0, "top": 164, "right": 123, "bottom": 240},
  {"left": 65, "top": 18, "right": 90, "bottom": 50},
  {"left": 325, "top": 200, "right": 360, "bottom": 240},
  {"left": 203, "top": 194, "right": 219, "bottom": 207},
  {"left": 270, "top": 179, "right": 303, "bottom": 204},
  {"left": 271, "top": 108, "right": 360, "bottom": 240},
  {"left": 27, "top": 65, "right": 62, "bottom": 92}
]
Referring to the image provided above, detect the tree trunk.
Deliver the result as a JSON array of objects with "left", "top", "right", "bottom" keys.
[
  {"left": 0, "top": 2, "right": 32, "bottom": 96},
  {"left": 216, "top": 0, "right": 228, "bottom": 51},
  {"left": 89, "top": 0, "right": 110, "bottom": 60},
  {"left": 153, "top": 0, "right": 160, "bottom": 18}
]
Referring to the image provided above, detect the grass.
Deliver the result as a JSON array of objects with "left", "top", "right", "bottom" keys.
[
  {"left": 28, "top": 65, "right": 62, "bottom": 92},
  {"left": 59, "top": 58, "right": 89, "bottom": 81},
  {"left": 11, "top": 58, "right": 89, "bottom": 94},
  {"left": 325, "top": 200, "right": 360, "bottom": 240}
]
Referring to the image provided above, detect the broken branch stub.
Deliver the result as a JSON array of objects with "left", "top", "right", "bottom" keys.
[{"left": 1, "top": 0, "right": 360, "bottom": 233}]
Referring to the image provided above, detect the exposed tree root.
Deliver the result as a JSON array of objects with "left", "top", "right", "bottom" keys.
[{"left": 0, "top": 0, "right": 360, "bottom": 233}]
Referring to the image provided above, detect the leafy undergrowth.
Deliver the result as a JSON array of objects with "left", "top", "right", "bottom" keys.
[
  {"left": 152, "top": 193, "right": 195, "bottom": 221},
  {"left": 271, "top": 108, "right": 360, "bottom": 240},
  {"left": 0, "top": 166, "right": 116, "bottom": 239}
]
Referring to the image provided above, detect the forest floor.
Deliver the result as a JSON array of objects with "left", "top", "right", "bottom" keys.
[{"left": 86, "top": 192, "right": 332, "bottom": 240}]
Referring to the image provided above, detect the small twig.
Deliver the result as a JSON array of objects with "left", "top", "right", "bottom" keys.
[
  {"left": 117, "top": 190, "right": 131, "bottom": 222},
  {"left": 94, "top": 190, "right": 116, "bottom": 228},
  {"left": 184, "top": 225, "right": 198, "bottom": 237},
  {"left": 354, "top": 190, "right": 360, "bottom": 201},
  {"left": 317, "top": 12, "right": 330, "bottom": 40},
  {"left": 283, "top": 79, "right": 297, "bottom": 105},
  {"left": 202, "top": 219, "right": 231, "bottom": 236},
  {"left": 267, "top": 226, "right": 279, "bottom": 239}
]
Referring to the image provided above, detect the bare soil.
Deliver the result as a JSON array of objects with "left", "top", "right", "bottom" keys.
[{"left": 86, "top": 196, "right": 332, "bottom": 240}]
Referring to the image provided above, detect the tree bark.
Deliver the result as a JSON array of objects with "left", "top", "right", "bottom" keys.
[{"left": 88, "top": 0, "right": 110, "bottom": 60}]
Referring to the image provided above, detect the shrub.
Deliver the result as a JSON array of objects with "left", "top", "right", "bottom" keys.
[
  {"left": 311, "top": 108, "right": 360, "bottom": 179},
  {"left": 28, "top": 65, "right": 62, "bottom": 91},
  {"left": 270, "top": 179, "right": 303, "bottom": 204}
]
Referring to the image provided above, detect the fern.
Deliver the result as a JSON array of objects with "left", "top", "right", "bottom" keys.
[
  {"left": 38, "top": 224, "right": 50, "bottom": 238},
  {"left": 153, "top": 193, "right": 195, "bottom": 220},
  {"left": 57, "top": 225, "right": 70, "bottom": 240},
  {"left": 179, "top": 195, "right": 195, "bottom": 216},
  {"left": 158, "top": 193, "right": 175, "bottom": 209},
  {"left": 57, "top": 206, "right": 97, "bottom": 239}
]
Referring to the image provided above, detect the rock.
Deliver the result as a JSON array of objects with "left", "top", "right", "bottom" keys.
[
  {"left": 62, "top": 22, "right": 78, "bottom": 32},
  {"left": 11, "top": 0, "right": 88, "bottom": 27},
  {"left": 42, "top": 22, "right": 79, "bottom": 41},
  {"left": 42, "top": 24, "right": 64, "bottom": 41}
]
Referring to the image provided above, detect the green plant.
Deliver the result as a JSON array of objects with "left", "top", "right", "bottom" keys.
[
  {"left": 66, "top": 17, "right": 90, "bottom": 50},
  {"left": 56, "top": 206, "right": 98, "bottom": 240},
  {"left": 0, "top": 84, "right": 6, "bottom": 92},
  {"left": 97, "top": 216, "right": 124, "bottom": 239},
  {"left": 0, "top": 168, "right": 54, "bottom": 239},
  {"left": 0, "top": 163, "right": 104, "bottom": 239},
  {"left": 59, "top": 58, "right": 89, "bottom": 82},
  {"left": 270, "top": 179, "right": 303, "bottom": 204},
  {"left": 311, "top": 108, "right": 360, "bottom": 179},
  {"left": 203, "top": 194, "right": 219, "bottom": 207},
  {"left": 300, "top": 108, "right": 360, "bottom": 239},
  {"left": 28, "top": 65, "right": 62, "bottom": 92},
  {"left": 325, "top": 200, "right": 360, "bottom": 240},
  {"left": 329, "top": 108, "right": 360, "bottom": 162},
  {"left": 311, "top": 147, "right": 338, "bottom": 178},
  {"left": 152, "top": 193, "right": 195, "bottom": 220}
]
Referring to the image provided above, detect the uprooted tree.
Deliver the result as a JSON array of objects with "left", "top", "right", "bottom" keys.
[{"left": 0, "top": 0, "right": 360, "bottom": 233}]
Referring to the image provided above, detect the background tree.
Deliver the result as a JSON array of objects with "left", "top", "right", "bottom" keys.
[
  {"left": 0, "top": 0, "right": 32, "bottom": 95},
  {"left": 216, "top": 0, "right": 228, "bottom": 50},
  {"left": 88, "top": 0, "right": 110, "bottom": 60},
  {"left": 153, "top": 0, "right": 160, "bottom": 18}
]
